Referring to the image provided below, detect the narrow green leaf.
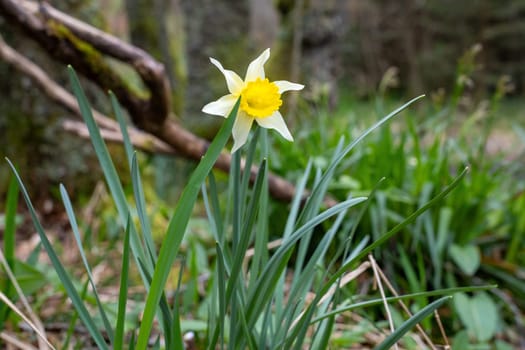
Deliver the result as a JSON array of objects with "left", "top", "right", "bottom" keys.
[
  {"left": 321, "top": 167, "right": 469, "bottom": 298},
  {"left": 311, "top": 285, "right": 495, "bottom": 323},
  {"left": 246, "top": 196, "right": 367, "bottom": 325},
  {"left": 201, "top": 172, "right": 221, "bottom": 242},
  {"left": 305, "top": 95, "right": 425, "bottom": 218},
  {"left": 454, "top": 292, "right": 498, "bottom": 342},
  {"left": 282, "top": 160, "right": 313, "bottom": 239},
  {"left": 269, "top": 160, "right": 312, "bottom": 324},
  {"left": 63, "top": 280, "right": 89, "bottom": 350},
  {"left": 226, "top": 159, "right": 267, "bottom": 304},
  {"left": 249, "top": 154, "right": 270, "bottom": 285},
  {"left": 0, "top": 174, "right": 18, "bottom": 326},
  {"left": 280, "top": 203, "right": 348, "bottom": 329},
  {"left": 297, "top": 137, "right": 345, "bottom": 229},
  {"left": 258, "top": 303, "right": 273, "bottom": 350},
  {"left": 135, "top": 260, "right": 174, "bottom": 347},
  {"left": 60, "top": 184, "right": 114, "bottom": 343},
  {"left": 6, "top": 159, "right": 109, "bottom": 350},
  {"left": 131, "top": 154, "right": 157, "bottom": 264},
  {"left": 226, "top": 161, "right": 268, "bottom": 349},
  {"left": 136, "top": 99, "right": 239, "bottom": 349},
  {"left": 110, "top": 91, "right": 134, "bottom": 166},
  {"left": 240, "top": 127, "right": 260, "bottom": 196},
  {"left": 67, "top": 67, "right": 151, "bottom": 276},
  {"left": 170, "top": 252, "right": 186, "bottom": 350},
  {"left": 3, "top": 174, "right": 17, "bottom": 267},
  {"left": 231, "top": 149, "right": 242, "bottom": 249},
  {"left": 112, "top": 92, "right": 157, "bottom": 263},
  {"left": 482, "top": 265, "right": 523, "bottom": 294},
  {"left": 374, "top": 296, "right": 452, "bottom": 350},
  {"left": 310, "top": 310, "right": 335, "bottom": 350},
  {"left": 216, "top": 242, "right": 227, "bottom": 350},
  {"left": 129, "top": 332, "right": 136, "bottom": 350},
  {"left": 114, "top": 218, "right": 131, "bottom": 350}
]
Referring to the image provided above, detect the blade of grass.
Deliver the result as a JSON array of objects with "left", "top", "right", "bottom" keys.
[
  {"left": 228, "top": 159, "right": 268, "bottom": 348},
  {"left": 226, "top": 160, "right": 267, "bottom": 304},
  {"left": 111, "top": 91, "right": 158, "bottom": 264},
  {"left": 280, "top": 202, "right": 349, "bottom": 330},
  {"left": 114, "top": 218, "right": 131, "bottom": 350},
  {"left": 135, "top": 99, "right": 239, "bottom": 349},
  {"left": 110, "top": 91, "right": 134, "bottom": 166},
  {"left": 245, "top": 196, "right": 367, "bottom": 325},
  {"left": 63, "top": 279, "right": 89, "bottom": 350},
  {"left": 67, "top": 67, "right": 151, "bottom": 276},
  {"left": 131, "top": 154, "right": 157, "bottom": 264},
  {"left": 295, "top": 138, "right": 344, "bottom": 231},
  {"left": 303, "top": 95, "right": 425, "bottom": 220},
  {"left": 320, "top": 167, "right": 469, "bottom": 299},
  {"left": 310, "top": 303, "right": 335, "bottom": 350},
  {"left": 229, "top": 152, "right": 244, "bottom": 252},
  {"left": 481, "top": 265, "right": 525, "bottom": 295},
  {"left": 215, "top": 242, "right": 227, "bottom": 350},
  {"left": 201, "top": 172, "right": 221, "bottom": 242},
  {"left": 311, "top": 285, "right": 494, "bottom": 323},
  {"left": 170, "top": 262, "right": 185, "bottom": 350},
  {"left": 135, "top": 260, "right": 174, "bottom": 347},
  {"left": 240, "top": 127, "right": 261, "bottom": 197},
  {"left": 374, "top": 296, "right": 452, "bottom": 350},
  {"left": 60, "top": 184, "right": 114, "bottom": 344},
  {"left": 257, "top": 302, "right": 273, "bottom": 350},
  {"left": 3, "top": 175, "right": 17, "bottom": 268},
  {"left": 248, "top": 153, "right": 269, "bottom": 283},
  {"left": 6, "top": 159, "right": 108, "bottom": 350},
  {"left": 268, "top": 160, "right": 312, "bottom": 319},
  {"left": 0, "top": 175, "right": 18, "bottom": 327},
  {"left": 282, "top": 160, "right": 313, "bottom": 239}
]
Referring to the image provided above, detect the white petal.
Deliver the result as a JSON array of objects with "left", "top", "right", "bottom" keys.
[
  {"left": 255, "top": 111, "right": 293, "bottom": 141},
  {"left": 245, "top": 48, "right": 270, "bottom": 82},
  {"left": 231, "top": 112, "right": 254, "bottom": 153},
  {"left": 210, "top": 57, "right": 244, "bottom": 94},
  {"left": 274, "top": 80, "right": 304, "bottom": 94},
  {"left": 202, "top": 94, "right": 237, "bottom": 117}
]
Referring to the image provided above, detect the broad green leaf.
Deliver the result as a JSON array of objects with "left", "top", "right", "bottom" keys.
[
  {"left": 0, "top": 261, "right": 46, "bottom": 296},
  {"left": 451, "top": 330, "right": 471, "bottom": 350},
  {"left": 495, "top": 340, "right": 515, "bottom": 350},
  {"left": 454, "top": 292, "right": 498, "bottom": 342},
  {"left": 449, "top": 244, "right": 480, "bottom": 276}
]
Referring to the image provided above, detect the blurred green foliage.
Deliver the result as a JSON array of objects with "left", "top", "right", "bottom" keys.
[{"left": 265, "top": 51, "right": 524, "bottom": 347}]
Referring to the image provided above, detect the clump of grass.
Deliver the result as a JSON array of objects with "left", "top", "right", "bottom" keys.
[
  {"left": 0, "top": 67, "right": 492, "bottom": 349},
  {"left": 267, "top": 55, "right": 524, "bottom": 346}
]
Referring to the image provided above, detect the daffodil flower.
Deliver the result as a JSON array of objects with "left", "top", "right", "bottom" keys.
[{"left": 202, "top": 48, "right": 304, "bottom": 153}]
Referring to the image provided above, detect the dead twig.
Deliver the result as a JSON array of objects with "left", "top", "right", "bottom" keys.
[
  {"left": 0, "top": 34, "right": 176, "bottom": 155},
  {"left": 369, "top": 254, "right": 398, "bottom": 350}
]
